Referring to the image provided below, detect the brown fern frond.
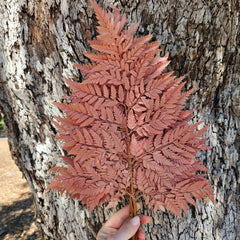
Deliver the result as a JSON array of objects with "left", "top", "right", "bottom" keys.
[{"left": 48, "top": 0, "right": 214, "bottom": 223}]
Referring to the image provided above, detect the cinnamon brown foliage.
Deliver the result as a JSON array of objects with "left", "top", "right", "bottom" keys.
[{"left": 48, "top": 0, "right": 214, "bottom": 217}]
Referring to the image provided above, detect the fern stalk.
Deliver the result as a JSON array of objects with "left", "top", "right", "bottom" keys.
[
  {"left": 130, "top": 196, "right": 137, "bottom": 240},
  {"left": 126, "top": 119, "right": 138, "bottom": 239}
]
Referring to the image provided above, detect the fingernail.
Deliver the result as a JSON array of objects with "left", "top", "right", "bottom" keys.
[{"left": 130, "top": 216, "right": 140, "bottom": 226}]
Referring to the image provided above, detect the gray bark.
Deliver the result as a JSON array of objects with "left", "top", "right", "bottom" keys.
[{"left": 0, "top": 0, "right": 239, "bottom": 239}]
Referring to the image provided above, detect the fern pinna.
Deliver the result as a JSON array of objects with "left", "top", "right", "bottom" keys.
[{"left": 48, "top": 0, "right": 214, "bottom": 232}]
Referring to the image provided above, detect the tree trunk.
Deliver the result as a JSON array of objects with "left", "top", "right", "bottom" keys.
[{"left": 0, "top": 0, "right": 239, "bottom": 239}]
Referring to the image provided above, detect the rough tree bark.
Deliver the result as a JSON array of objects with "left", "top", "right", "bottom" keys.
[{"left": 0, "top": 0, "right": 239, "bottom": 239}]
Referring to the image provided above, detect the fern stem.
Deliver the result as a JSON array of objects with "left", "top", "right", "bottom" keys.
[
  {"left": 130, "top": 195, "right": 138, "bottom": 240},
  {"left": 125, "top": 105, "right": 138, "bottom": 240}
]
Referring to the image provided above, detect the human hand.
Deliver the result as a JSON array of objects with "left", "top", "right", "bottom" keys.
[{"left": 97, "top": 203, "right": 151, "bottom": 240}]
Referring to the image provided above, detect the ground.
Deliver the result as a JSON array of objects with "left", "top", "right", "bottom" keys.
[{"left": 0, "top": 138, "right": 42, "bottom": 240}]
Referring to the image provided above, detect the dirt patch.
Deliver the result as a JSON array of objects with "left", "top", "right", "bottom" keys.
[{"left": 0, "top": 139, "right": 42, "bottom": 240}]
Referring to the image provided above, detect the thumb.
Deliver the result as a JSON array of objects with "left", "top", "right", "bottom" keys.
[{"left": 112, "top": 216, "right": 140, "bottom": 240}]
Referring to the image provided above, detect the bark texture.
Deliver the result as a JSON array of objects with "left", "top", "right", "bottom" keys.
[{"left": 0, "top": 0, "right": 239, "bottom": 239}]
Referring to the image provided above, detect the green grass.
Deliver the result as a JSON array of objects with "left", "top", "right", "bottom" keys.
[{"left": 0, "top": 119, "right": 4, "bottom": 131}]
